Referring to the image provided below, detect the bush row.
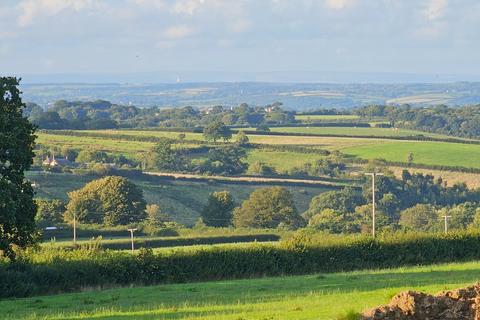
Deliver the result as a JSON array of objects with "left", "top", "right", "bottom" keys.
[
  {"left": 346, "top": 157, "right": 480, "bottom": 174},
  {"left": 239, "top": 130, "right": 480, "bottom": 145},
  {"left": 40, "top": 130, "right": 205, "bottom": 146},
  {"left": 232, "top": 122, "right": 372, "bottom": 128},
  {"left": 3, "top": 231, "right": 480, "bottom": 298},
  {"left": 55, "top": 234, "right": 281, "bottom": 250}
]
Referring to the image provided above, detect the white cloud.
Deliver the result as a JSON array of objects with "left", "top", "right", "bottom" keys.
[
  {"left": 171, "top": 0, "right": 206, "bottom": 15},
  {"left": 162, "top": 25, "right": 194, "bottom": 39},
  {"left": 416, "top": 0, "right": 449, "bottom": 39},
  {"left": 17, "top": 0, "right": 96, "bottom": 27},
  {"left": 325, "top": 0, "right": 356, "bottom": 10},
  {"left": 129, "top": 0, "right": 165, "bottom": 10},
  {"left": 423, "top": 0, "right": 448, "bottom": 20}
]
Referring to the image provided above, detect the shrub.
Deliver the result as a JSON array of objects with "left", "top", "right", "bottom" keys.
[{"left": 3, "top": 231, "right": 480, "bottom": 298}]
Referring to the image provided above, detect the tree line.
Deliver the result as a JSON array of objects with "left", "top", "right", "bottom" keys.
[
  {"left": 36, "top": 169, "right": 480, "bottom": 237},
  {"left": 24, "top": 100, "right": 296, "bottom": 129},
  {"left": 354, "top": 104, "right": 480, "bottom": 139}
]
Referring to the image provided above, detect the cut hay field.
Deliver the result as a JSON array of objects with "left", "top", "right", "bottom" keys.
[
  {"left": 3, "top": 260, "right": 480, "bottom": 320},
  {"left": 389, "top": 166, "right": 480, "bottom": 189},
  {"left": 386, "top": 93, "right": 453, "bottom": 105},
  {"left": 26, "top": 171, "right": 332, "bottom": 225}
]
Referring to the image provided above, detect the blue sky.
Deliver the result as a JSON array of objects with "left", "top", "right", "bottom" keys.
[{"left": 0, "top": 0, "right": 479, "bottom": 81}]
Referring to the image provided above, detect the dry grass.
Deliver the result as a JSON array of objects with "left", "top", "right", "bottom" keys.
[{"left": 389, "top": 166, "right": 480, "bottom": 189}]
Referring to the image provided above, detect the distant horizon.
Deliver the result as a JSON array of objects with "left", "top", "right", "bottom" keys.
[{"left": 16, "top": 70, "right": 480, "bottom": 85}]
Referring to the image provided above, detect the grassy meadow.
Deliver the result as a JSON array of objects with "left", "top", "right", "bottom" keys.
[
  {"left": 3, "top": 260, "right": 480, "bottom": 320},
  {"left": 260, "top": 126, "right": 454, "bottom": 138},
  {"left": 343, "top": 140, "right": 480, "bottom": 169},
  {"left": 37, "top": 128, "right": 480, "bottom": 171}
]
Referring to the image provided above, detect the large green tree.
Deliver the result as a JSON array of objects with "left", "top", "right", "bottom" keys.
[
  {"left": 399, "top": 204, "right": 439, "bottom": 232},
  {"left": 203, "top": 121, "right": 232, "bottom": 143},
  {"left": 304, "top": 187, "right": 365, "bottom": 220},
  {"left": 35, "top": 199, "right": 65, "bottom": 226},
  {"left": 65, "top": 176, "right": 146, "bottom": 226},
  {"left": 201, "top": 145, "right": 248, "bottom": 175},
  {"left": 233, "top": 187, "right": 304, "bottom": 229},
  {"left": 0, "top": 77, "right": 37, "bottom": 258},
  {"left": 150, "top": 137, "right": 186, "bottom": 171},
  {"left": 201, "top": 191, "right": 235, "bottom": 227}
]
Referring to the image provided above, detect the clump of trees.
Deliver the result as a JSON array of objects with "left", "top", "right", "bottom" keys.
[
  {"left": 201, "top": 191, "right": 235, "bottom": 227},
  {"left": 233, "top": 187, "right": 304, "bottom": 229},
  {"left": 354, "top": 104, "right": 480, "bottom": 139},
  {"left": 35, "top": 199, "right": 65, "bottom": 226},
  {"left": 25, "top": 100, "right": 297, "bottom": 130},
  {"left": 301, "top": 171, "right": 480, "bottom": 234},
  {"left": 203, "top": 121, "right": 232, "bottom": 143},
  {"left": 290, "top": 158, "right": 346, "bottom": 178},
  {"left": 65, "top": 176, "right": 146, "bottom": 226}
]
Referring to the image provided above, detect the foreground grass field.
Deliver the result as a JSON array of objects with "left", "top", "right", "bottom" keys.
[{"left": 3, "top": 260, "right": 480, "bottom": 320}]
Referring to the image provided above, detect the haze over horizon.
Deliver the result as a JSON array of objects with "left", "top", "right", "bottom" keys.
[{"left": 1, "top": 0, "right": 480, "bottom": 83}]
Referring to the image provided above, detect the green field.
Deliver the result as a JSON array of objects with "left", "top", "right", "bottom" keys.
[
  {"left": 37, "top": 133, "right": 155, "bottom": 158},
  {"left": 262, "top": 126, "right": 454, "bottom": 138},
  {"left": 246, "top": 149, "right": 325, "bottom": 173},
  {"left": 343, "top": 141, "right": 480, "bottom": 169},
  {"left": 27, "top": 171, "right": 332, "bottom": 225},
  {"left": 37, "top": 129, "right": 480, "bottom": 171},
  {"left": 295, "top": 114, "right": 361, "bottom": 121},
  {"left": 3, "top": 260, "right": 480, "bottom": 320}
]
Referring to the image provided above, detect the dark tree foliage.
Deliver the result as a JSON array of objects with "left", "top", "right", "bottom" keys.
[
  {"left": 304, "top": 187, "right": 365, "bottom": 219},
  {"left": 201, "top": 191, "right": 235, "bottom": 227},
  {"left": 233, "top": 187, "right": 304, "bottom": 229},
  {"left": 150, "top": 137, "right": 186, "bottom": 171},
  {"left": 203, "top": 121, "right": 232, "bottom": 142},
  {"left": 355, "top": 104, "right": 480, "bottom": 139},
  {"left": 363, "top": 171, "right": 477, "bottom": 212},
  {"left": 200, "top": 146, "right": 248, "bottom": 175},
  {"left": 0, "top": 77, "right": 37, "bottom": 259},
  {"left": 26, "top": 100, "right": 296, "bottom": 129},
  {"left": 65, "top": 176, "right": 146, "bottom": 226}
]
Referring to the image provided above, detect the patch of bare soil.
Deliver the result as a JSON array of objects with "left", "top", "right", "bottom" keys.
[{"left": 361, "top": 284, "right": 480, "bottom": 320}]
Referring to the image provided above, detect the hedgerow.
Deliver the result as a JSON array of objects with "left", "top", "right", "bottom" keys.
[{"left": 2, "top": 231, "right": 480, "bottom": 298}]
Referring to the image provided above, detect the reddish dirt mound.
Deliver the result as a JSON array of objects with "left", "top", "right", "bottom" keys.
[{"left": 361, "top": 284, "right": 480, "bottom": 320}]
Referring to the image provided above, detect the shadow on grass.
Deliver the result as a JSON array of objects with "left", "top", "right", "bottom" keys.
[{"left": 4, "top": 263, "right": 480, "bottom": 320}]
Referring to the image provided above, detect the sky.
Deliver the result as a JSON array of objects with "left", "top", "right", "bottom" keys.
[{"left": 0, "top": 0, "right": 479, "bottom": 82}]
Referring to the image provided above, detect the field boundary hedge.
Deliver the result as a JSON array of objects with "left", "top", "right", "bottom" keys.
[
  {"left": 3, "top": 231, "right": 480, "bottom": 298},
  {"left": 50, "top": 234, "right": 281, "bottom": 250},
  {"left": 236, "top": 130, "right": 480, "bottom": 145},
  {"left": 41, "top": 128, "right": 480, "bottom": 146}
]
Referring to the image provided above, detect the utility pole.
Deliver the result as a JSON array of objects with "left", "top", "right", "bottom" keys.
[
  {"left": 365, "top": 172, "right": 384, "bottom": 238},
  {"left": 73, "top": 212, "right": 77, "bottom": 245},
  {"left": 442, "top": 215, "right": 451, "bottom": 234},
  {"left": 128, "top": 228, "right": 138, "bottom": 253}
]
